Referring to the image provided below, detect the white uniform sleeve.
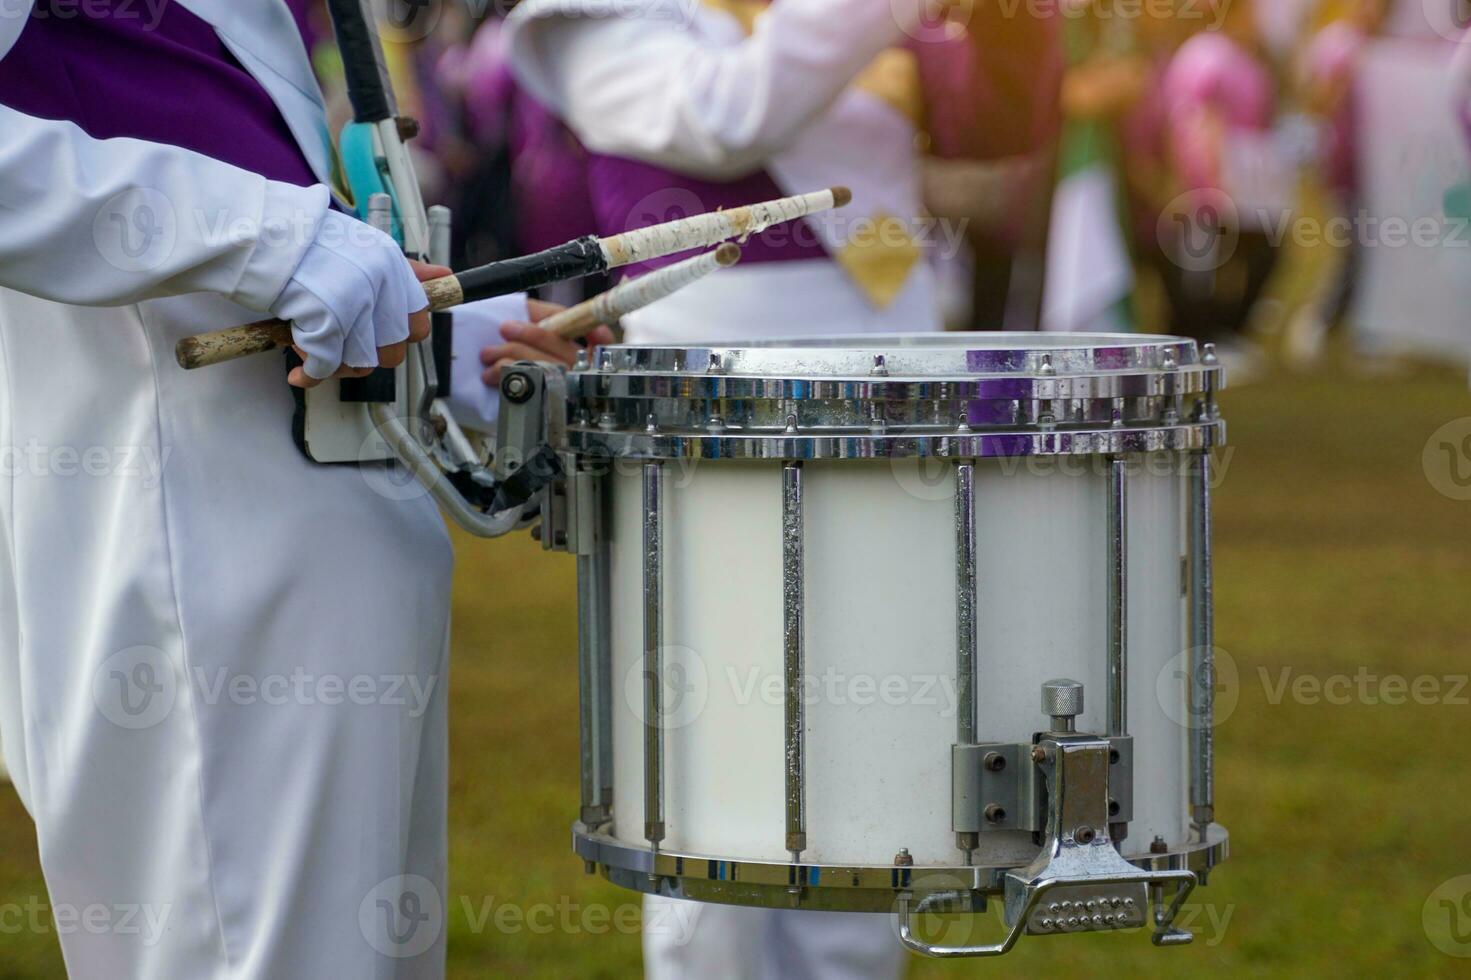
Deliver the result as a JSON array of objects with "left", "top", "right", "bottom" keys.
[
  {"left": 507, "top": 0, "right": 929, "bottom": 180},
  {"left": 0, "top": 102, "right": 329, "bottom": 311}
]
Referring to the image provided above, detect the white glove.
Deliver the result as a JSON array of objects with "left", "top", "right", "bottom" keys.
[{"left": 269, "top": 210, "right": 429, "bottom": 382}]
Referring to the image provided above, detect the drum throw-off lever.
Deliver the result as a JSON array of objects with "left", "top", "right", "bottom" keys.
[
  {"left": 908, "top": 680, "right": 1197, "bottom": 957},
  {"left": 490, "top": 362, "right": 571, "bottom": 521}
]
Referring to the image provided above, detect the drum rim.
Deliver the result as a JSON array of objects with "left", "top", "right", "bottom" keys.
[
  {"left": 596, "top": 331, "right": 1197, "bottom": 355},
  {"left": 566, "top": 420, "right": 1226, "bottom": 461},
  {"left": 572, "top": 821, "right": 1229, "bottom": 914},
  {"left": 583, "top": 332, "right": 1216, "bottom": 379},
  {"left": 561, "top": 333, "right": 1225, "bottom": 460}
]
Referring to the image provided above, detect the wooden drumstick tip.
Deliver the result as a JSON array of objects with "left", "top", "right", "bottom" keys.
[
  {"left": 174, "top": 336, "right": 206, "bottom": 370},
  {"left": 713, "top": 243, "right": 742, "bottom": 266},
  {"left": 830, "top": 186, "right": 853, "bottom": 208}
]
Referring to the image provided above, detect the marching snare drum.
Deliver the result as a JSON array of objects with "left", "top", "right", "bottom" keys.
[{"left": 504, "top": 333, "right": 1229, "bottom": 957}]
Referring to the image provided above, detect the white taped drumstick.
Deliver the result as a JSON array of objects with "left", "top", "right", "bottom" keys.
[
  {"left": 599, "top": 187, "right": 849, "bottom": 270},
  {"left": 539, "top": 244, "right": 742, "bottom": 339},
  {"left": 176, "top": 187, "right": 848, "bottom": 370}
]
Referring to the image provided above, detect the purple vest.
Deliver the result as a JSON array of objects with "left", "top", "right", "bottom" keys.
[
  {"left": 0, "top": 0, "right": 317, "bottom": 187},
  {"left": 585, "top": 154, "right": 829, "bottom": 276}
]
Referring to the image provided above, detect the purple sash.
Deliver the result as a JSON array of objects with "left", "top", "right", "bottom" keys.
[
  {"left": 0, "top": 0, "right": 316, "bottom": 186},
  {"left": 585, "top": 153, "right": 829, "bottom": 276}
]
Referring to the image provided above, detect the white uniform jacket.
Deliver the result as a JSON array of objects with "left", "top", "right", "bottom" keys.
[{"left": 0, "top": 3, "right": 455, "bottom": 977}]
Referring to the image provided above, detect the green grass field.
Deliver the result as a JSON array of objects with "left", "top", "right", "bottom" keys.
[{"left": 3, "top": 217, "right": 1471, "bottom": 976}]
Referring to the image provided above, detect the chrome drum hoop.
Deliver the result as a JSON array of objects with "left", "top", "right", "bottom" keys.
[
  {"left": 563, "top": 334, "right": 1225, "bottom": 461},
  {"left": 564, "top": 421, "right": 1226, "bottom": 461},
  {"left": 572, "top": 823, "right": 1229, "bottom": 915}
]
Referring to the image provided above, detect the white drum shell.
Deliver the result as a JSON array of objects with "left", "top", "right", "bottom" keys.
[{"left": 607, "top": 456, "right": 1191, "bottom": 868}]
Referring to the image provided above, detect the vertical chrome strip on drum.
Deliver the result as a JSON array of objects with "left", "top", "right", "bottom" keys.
[
  {"left": 1189, "top": 448, "right": 1215, "bottom": 829},
  {"left": 1107, "top": 457, "right": 1128, "bottom": 738},
  {"left": 596, "top": 539, "right": 615, "bottom": 816},
  {"left": 955, "top": 461, "right": 979, "bottom": 861},
  {"left": 576, "top": 470, "right": 612, "bottom": 826},
  {"left": 782, "top": 461, "right": 807, "bottom": 862},
  {"left": 576, "top": 553, "right": 601, "bottom": 821},
  {"left": 642, "top": 462, "right": 666, "bottom": 851}
]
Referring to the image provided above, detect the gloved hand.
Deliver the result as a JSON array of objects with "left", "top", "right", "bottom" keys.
[{"left": 269, "top": 209, "right": 446, "bottom": 388}]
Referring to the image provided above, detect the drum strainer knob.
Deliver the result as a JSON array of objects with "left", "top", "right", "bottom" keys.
[{"left": 1041, "top": 680, "right": 1084, "bottom": 733}]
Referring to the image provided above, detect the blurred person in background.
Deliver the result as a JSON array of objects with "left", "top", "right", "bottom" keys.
[
  {"left": 1284, "top": 0, "right": 1389, "bottom": 367},
  {"left": 1117, "top": 3, "right": 1201, "bottom": 330},
  {"left": 1155, "top": 0, "right": 1289, "bottom": 379},
  {"left": 915, "top": 3, "right": 1063, "bottom": 330},
  {"left": 1043, "top": 0, "right": 1157, "bottom": 333},
  {"left": 438, "top": 12, "right": 608, "bottom": 304},
  {"left": 497, "top": 0, "right": 1058, "bottom": 975},
  {"left": 500, "top": 0, "right": 1060, "bottom": 349},
  {"left": 503, "top": 0, "right": 944, "bottom": 350}
]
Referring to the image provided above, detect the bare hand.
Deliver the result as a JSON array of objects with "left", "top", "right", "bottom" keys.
[{"left": 479, "top": 300, "right": 616, "bottom": 388}]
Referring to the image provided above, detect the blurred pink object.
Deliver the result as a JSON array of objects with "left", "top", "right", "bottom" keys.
[
  {"left": 1164, "top": 32, "right": 1275, "bottom": 192},
  {"left": 1304, "top": 20, "right": 1365, "bottom": 86},
  {"left": 1304, "top": 21, "right": 1369, "bottom": 196}
]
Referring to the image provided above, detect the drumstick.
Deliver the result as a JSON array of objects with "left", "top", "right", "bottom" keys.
[
  {"left": 174, "top": 187, "right": 850, "bottom": 370},
  {"left": 538, "top": 244, "right": 741, "bottom": 339}
]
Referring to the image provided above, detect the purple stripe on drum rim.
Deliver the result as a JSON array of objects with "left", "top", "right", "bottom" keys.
[
  {"left": 964, "top": 344, "right": 1139, "bottom": 374},
  {"left": 976, "top": 433, "right": 1036, "bottom": 456},
  {"left": 965, "top": 400, "right": 1015, "bottom": 427}
]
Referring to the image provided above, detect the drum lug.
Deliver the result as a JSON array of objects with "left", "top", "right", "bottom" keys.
[
  {"left": 953, "top": 734, "right": 1132, "bottom": 837},
  {"left": 955, "top": 680, "right": 1133, "bottom": 839}
]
